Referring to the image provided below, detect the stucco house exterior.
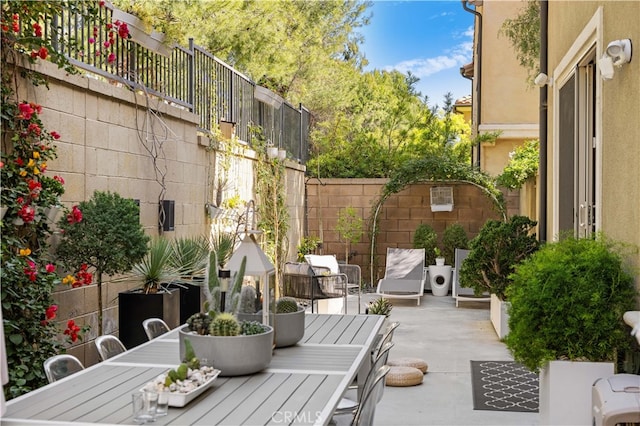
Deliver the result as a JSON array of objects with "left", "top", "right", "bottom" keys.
[
  {"left": 541, "top": 1, "right": 639, "bottom": 278},
  {"left": 461, "top": 0, "right": 540, "bottom": 221}
]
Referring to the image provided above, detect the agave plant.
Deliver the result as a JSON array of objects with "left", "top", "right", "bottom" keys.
[
  {"left": 170, "top": 235, "right": 209, "bottom": 278},
  {"left": 131, "top": 237, "right": 184, "bottom": 294}
]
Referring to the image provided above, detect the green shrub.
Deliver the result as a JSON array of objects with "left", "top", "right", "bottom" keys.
[
  {"left": 459, "top": 215, "right": 538, "bottom": 300},
  {"left": 442, "top": 224, "right": 468, "bottom": 265},
  {"left": 505, "top": 235, "right": 638, "bottom": 372},
  {"left": 413, "top": 223, "right": 438, "bottom": 266}
]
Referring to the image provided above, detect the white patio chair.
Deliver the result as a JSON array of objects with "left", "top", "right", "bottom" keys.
[
  {"left": 305, "top": 254, "right": 361, "bottom": 314},
  {"left": 142, "top": 318, "right": 170, "bottom": 340},
  {"left": 375, "top": 248, "right": 426, "bottom": 305},
  {"left": 95, "top": 335, "right": 126, "bottom": 361},
  {"left": 452, "top": 248, "right": 490, "bottom": 307},
  {"left": 43, "top": 354, "right": 84, "bottom": 383}
]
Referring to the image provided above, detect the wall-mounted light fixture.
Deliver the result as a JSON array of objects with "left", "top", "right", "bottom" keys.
[
  {"left": 599, "top": 39, "right": 632, "bottom": 80},
  {"left": 534, "top": 72, "right": 553, "bottom": 87}
]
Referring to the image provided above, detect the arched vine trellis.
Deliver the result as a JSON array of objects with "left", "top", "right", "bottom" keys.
[{"left": 368, "top": 156, "right": 507, "bottom": 285}]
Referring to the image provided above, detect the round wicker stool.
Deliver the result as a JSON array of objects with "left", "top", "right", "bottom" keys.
[
  {"left": 385, "top": 366, "right": 423, "bottom": 387},
  {"left": 387, "top": 357, "right": 428, "bottom": 374}
]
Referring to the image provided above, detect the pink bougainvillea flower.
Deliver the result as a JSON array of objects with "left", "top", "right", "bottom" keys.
[
  {"left": 28, "top": 179, "right": 42, "bottom": 198},
  {"left": 15, "top": 158, "right": 24, "bottom": 166},
  {"left": 33, "top": 22, "right": 42, "bottom": 37},
  {"left": 117, "top": 22, "right": 129, "bottom": 38},
  {"left": 67, "top": 205, "right": 83, "bottom": 224},
  {"left": 38, "top": 46, "right": 48, "bottom": 59},
  {"left": 88, "top": 37, "right": 95, "bottom": 44},
  {"left": 50, "top": 131, "right": 61, "bottom": 139},
  {"left": 54, "top": 175, "right": 65, "bottom": 184},
  {"left": 45, "top": 305, "right": 58, "bottom": 320},
  {"left": 107, "top": 53, "right": 116, "bottom": 64},
  {"left": 45, "top": 263, "right": 56, "bottom": 273},
  {"left": 28, "top": 123, "right": 41, "bottom": 135},
  {"left": 18, "top": 204, "right": 35, "bottom": 223},
  {"left": 23, "top": 260, "right": 37, "bottom": 281},
  {"left": 99, "top": 0, "right": 105, "bottom": 7},
  {"left": 64, "top": 320, "right": 81, "bottom": 342},
  {"left": 18, "top": 102, "right": 34, "bottom": 120}
]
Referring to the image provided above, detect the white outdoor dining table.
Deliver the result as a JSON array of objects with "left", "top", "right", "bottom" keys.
[{"left": 2, "top": 313, "right": 384, "bottom": 426}]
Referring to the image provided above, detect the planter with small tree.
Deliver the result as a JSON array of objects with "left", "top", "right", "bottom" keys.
[
  {"left": 458, "top": 215, "right": 539, "bottom": 338},
  {"left": 504, "top": 235, "right": 638, "bottom": 425},
  {"left": 56, "top": 191, "right": 150, "bottom": 338}
]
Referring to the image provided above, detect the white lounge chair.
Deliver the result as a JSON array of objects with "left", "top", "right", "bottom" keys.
[
  {"left": 452, "top": 248, "right": 490, "bottom": 307},
  {"left": 375, "top": 248, "right": 425, "bottom": 305}
]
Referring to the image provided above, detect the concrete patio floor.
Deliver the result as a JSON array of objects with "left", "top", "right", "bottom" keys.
[{"left": 334, "top": 292, "right": 539, "bottom": 425}]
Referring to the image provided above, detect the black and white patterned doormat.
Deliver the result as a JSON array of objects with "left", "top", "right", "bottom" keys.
[{"left": 470, "top": 360, "right": 539, "bottom": 412}]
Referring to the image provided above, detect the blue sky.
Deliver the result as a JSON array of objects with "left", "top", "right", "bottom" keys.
[{"left": 359, "top": 0, "right": 474, "bottom": 108}]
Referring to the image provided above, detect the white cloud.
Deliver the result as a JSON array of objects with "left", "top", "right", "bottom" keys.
[{"left": 383, "top": 26, "right": 473, "bottom": 79}]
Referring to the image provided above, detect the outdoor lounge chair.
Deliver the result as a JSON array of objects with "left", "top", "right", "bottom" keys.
[
  {"left": 282, "top": 262, "right": 348, "bottom": 313},
  {"left": 375, "top": 248, "right": 426, "bottom": 305},
  {"left": 304, "top": 254, "right": 361, "bottom": 314},
  {"left": 452, "top": 248, "right": 490, "bottom": 307}
]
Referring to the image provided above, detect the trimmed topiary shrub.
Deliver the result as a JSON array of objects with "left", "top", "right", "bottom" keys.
[
  {"left": 505, "top": 235, "right": 638, "bottom": 372},
  {"left": 442, "top": 223, "right": 468, "bottom": 266},
  {"left": 413, "top": 223, "right": 438, "bottom": 266},
  {"left": 459, "top": 215, "right": 538, "bottom": 300}
]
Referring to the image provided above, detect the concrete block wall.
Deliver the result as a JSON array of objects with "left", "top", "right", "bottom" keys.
[
  {"left": 306, "top": 179, "right": 514, "bottom": 285},
  {"left": 13, "top": 59, "right": 305, "bottom": 366}
]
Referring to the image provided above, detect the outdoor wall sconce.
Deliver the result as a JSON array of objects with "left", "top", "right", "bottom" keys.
[
  {"left": 599, "top": 39, "right": 632, "bottom": 80},
  {"left": 534, "top": 72, "right": 553, "bottom": 87}
]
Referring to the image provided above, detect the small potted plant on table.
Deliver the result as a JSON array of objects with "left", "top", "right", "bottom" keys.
[{"left": 179, "top": 251, "right": 274, "bottom": 376}]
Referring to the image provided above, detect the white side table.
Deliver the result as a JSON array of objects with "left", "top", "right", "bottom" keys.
[{"left": 428, "top": 265, "right": 452, "bottom": 296}]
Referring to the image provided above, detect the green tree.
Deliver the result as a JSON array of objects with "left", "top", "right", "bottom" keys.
[
  {"left": 335, "top": 207, "right": 364, "bottom": 263},
  {"left": 500, "top": 0, "right": 541, "bottom": 84},
  {"left": 56, "top": 191, "right": 150, "bottom": 335}
]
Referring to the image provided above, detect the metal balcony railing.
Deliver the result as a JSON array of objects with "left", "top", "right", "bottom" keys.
[{"left": 44, "top": 2, "right": 309, "bottom": 163}]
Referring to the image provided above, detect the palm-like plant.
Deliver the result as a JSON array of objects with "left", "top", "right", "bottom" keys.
[
  {"left": 170, "top": 235, "right": 209, "bottom": 278},
  {"left": 211, "top": 231, "right": 237, "bottom": 268},
  {"left": 132, "top": 237, "right": 183, "bottom": 294}
]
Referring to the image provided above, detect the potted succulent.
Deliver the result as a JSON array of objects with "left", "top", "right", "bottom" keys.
[
  {"left": 365, "top": 297, "right": 393, "bottom": 317},
  {"left": 458, "top": 215, "right": 539, "bottom": 338},
  {"left": 118, "top": 237, "right": 183, "bottom": 348},
  {"left": 179, "top": 251, "right": 274, "bottom": 376},
  {"left": 237, "top": 289, "right": 305, "bottom": 348},
  {"left": 504, "top": 235, "right": 637, "bottom": 425}
]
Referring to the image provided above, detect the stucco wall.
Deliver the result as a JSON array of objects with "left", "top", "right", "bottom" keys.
[
  {"left": 13, "top": 59, "right": 306, "bottom": 366},
  {"left": 306, "top": 179, "right": 514, "bottom": 284},
  {"left": 546, "top": 2, "right": 640, "bottom": 283}
]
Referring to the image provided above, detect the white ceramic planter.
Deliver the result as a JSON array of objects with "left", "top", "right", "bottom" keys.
[
  {"left": 428, "top": 265, "right": 452, "bottom": 297},
  {"left": 539, "top": 360, "right": 614, "bottom": 425},
  {"left": 490, "top": 294, "right": 510, "bottom": 339},
  {"left": 178, "top": 324, "right": 273, "bottom": 376},
  {"left": 237, "top": 307, "right": 305, "bottom": 348}
]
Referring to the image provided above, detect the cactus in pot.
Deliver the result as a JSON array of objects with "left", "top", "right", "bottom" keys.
[
  {"left": 209, "top": 312, "right": 241, "bottom": 336},
  {"left": 276, "top": 297, "right": 300, "bottom": 314}
]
